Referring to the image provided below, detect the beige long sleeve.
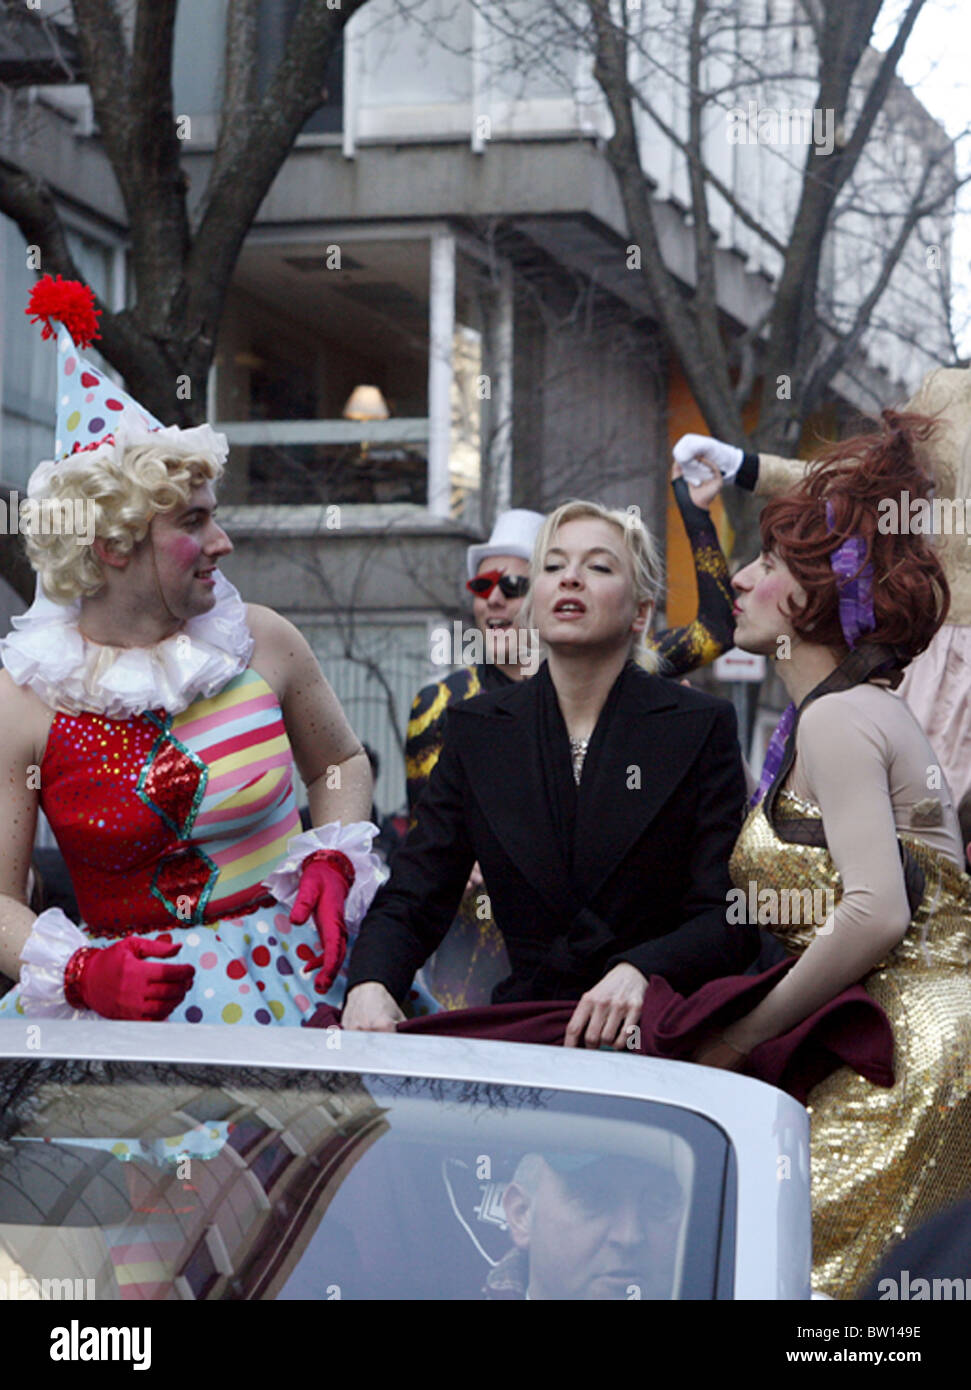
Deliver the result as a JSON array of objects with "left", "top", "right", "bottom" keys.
[
  {"left": 754, "top": 452, "right": 814, "bottom": 497},
  {"left": 725, "top": 686, "right": 961, "bottom": 1051}
]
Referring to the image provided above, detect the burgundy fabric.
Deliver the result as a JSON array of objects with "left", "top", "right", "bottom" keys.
[
  {"left": 638, "top": 958, "right": 894, "bottom": 1102},
  {"left": 307, "top": 959, "right": 894, "bottom": 1105},
  {"left": 306, "top": 999, "right": 574, "bottom": 1047}
]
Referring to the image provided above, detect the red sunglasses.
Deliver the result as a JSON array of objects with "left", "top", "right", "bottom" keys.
[{"left": 466, "top": 570, "right": 530, "bottom": 599}]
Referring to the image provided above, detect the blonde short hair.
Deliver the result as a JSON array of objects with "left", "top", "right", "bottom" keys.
[
  {"left": 524, "top": 499, "right": 665, "bottom": 673},
  {"left": 24, "top": 442, "right": 224, "bottom": 603}
]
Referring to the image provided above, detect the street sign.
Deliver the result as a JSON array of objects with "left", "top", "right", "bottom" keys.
[{"left": 713, "top": 648, "right": 767, "bottom": 682}]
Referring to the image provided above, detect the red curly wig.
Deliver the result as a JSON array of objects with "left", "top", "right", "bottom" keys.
[{"left": 759, "top": 410, "right": 949, "bottom": 663}]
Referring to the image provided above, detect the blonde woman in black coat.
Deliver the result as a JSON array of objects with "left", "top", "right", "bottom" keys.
[{"left": 343, "top": 501, "right": 755, "bottom": 1046}]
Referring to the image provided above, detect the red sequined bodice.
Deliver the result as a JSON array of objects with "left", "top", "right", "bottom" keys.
[{"left": 40, "top": 670, "right": 300, "bottom": 936}]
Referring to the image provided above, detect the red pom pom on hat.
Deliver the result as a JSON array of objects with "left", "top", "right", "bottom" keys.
[{"left": 26, "top": 274, "right": 101, "bottom": 350}]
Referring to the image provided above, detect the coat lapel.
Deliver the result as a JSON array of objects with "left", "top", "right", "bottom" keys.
[
  {"left": 451, "top": 679, "right": 578, "bottom": 920},
  {"left": 571, "top": 670, "right": 719, "bottom": 901},
  {"left": 452, "top": 666, "right": 721, "bottom": 917}
]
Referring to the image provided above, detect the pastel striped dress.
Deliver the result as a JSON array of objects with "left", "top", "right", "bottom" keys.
[{"left": 1, "top": 668, "right": 340, "bottom": 1025}]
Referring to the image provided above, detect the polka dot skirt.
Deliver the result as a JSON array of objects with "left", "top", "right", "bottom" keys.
[
  {"left": 0, "top": 905, "right": 442, "bottom": 1026},
  {"left": 158, "top": 910, "right": 323, "bottom": 1025},
  {"left": 0, "top": 909, "right": 340, "bottom": 1026}
]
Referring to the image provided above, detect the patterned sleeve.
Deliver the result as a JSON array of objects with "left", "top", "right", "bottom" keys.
[
  {"left": 650, "top": 477, "right": 735, "bottom": 677},
  {"left": 405, "top": 670, "right": 477, "bottom": 820}
]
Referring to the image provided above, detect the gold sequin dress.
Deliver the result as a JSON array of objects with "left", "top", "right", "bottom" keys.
[{"left": 731, "top": 792, "right": 971, "bottom": 1297}]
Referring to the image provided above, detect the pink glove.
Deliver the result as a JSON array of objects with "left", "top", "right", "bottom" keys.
[
  {"left": 289, "top": 849, "right": 355, "bottom": 994},
  {"left": 64, "top": 936, "right": 195, "bottom": 1021}
]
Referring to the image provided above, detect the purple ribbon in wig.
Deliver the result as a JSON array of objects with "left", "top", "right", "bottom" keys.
[
  {"left": 749, "top": 500, "right": 876, "bottom": 807},
  {"left": 825, "top": 499, "right": 876, "bottom": 651}
]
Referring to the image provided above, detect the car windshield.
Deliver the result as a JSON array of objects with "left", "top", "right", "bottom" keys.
[{"left": 0, "top": 1058, "right": 734, "bottom": 1300}]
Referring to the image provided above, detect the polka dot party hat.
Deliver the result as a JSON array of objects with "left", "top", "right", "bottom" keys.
[
  {"left": 23, "top": 274, "right": 226, "bottom": 507},
  {"left": 26, "top": 274, "right": 163, "bottom": 463}
]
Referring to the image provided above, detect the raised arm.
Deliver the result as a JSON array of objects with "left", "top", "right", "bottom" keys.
[
  {"left": 745, "top": 452, "right": 813, "bottom": 498},
  {"left": 672, "top": 431, "right": 813, "bottom": 500},
  {"left": 650, "top": 472, "right": 735, "bottom": 675}
]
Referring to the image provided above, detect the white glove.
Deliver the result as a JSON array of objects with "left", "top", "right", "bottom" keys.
[{"left": 673, "top": 433, "right": 745, "bottom": 486}]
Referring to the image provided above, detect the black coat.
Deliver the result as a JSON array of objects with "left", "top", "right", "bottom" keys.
[{"left": 346, "top": 662, "right": 756, "bottom": 1005}]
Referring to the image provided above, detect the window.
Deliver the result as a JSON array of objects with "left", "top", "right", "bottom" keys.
[
  {"left": 179, "top": 1233, "right": 221, "bottom": 1300},
  {"left": 250, "top": 1137, "right": 295, "bottom": 1193},
  {"left": 227, "top": 1119, "right": 266, "bottom": 1158}
]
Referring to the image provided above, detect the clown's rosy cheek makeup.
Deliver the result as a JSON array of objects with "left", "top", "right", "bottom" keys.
[
  {"left": 762, "top": 575, "right": 788, "bottom": 604},
  {"left": 165, "top": 534, "right": 203, "bottom": 568}
]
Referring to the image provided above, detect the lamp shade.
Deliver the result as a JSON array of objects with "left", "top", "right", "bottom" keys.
[{"left": 342, "top": 384, "right": 390, "bottom": 421}]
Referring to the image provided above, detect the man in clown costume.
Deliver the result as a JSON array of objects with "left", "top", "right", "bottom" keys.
[{"left": 0, "top": 277, "right": 388, "bottom": 1026}]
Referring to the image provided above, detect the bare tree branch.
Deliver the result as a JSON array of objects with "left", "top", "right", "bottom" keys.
[
  {"left": 210, "top": 0, "right": 262, "bottom": 190},
  {"left": 625, "top": 83, "right": 789, "bottom": 258},
  {"left": 0, "top": 159, "right": 83, "bottom": 277},
  {"left": 587, "top": 0, "right": 744, "bottom": 442},
  {"left": 0, "top": 0, "right": 368, "bottom": 434},
  {"left": 804, "top": 161, "right": 969, "bottom": 409}
]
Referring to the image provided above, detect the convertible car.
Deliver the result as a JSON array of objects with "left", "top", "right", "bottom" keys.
[{"left": 0, "top": 1021, "right": 810, "bottom": 1299}]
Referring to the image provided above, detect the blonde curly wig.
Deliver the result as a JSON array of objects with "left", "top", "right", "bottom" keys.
[{"left": 24, "top": 441, "right": 225, "bottom": 603}]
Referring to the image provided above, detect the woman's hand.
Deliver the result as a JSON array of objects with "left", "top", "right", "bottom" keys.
[
  {"left": 341, "top": 981, "right": 405, "bottom": 1031},
  {"left": 564, "top": 962, "right": 647, "bottom": 1050},
  {"left": 690, "top": 1034, "right": 750, "bottom": 1072},
  {"left": 672, "top": 457, "right": 723, "bottom": 511}
]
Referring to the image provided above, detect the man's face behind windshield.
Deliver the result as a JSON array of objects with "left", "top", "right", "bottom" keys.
[{"left": 505, "top": 1155, "right": 685, "bottom": 1299}]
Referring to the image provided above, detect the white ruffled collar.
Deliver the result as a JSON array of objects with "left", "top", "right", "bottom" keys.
[{"left": 0, "top": 571, "right": 253, "bottom": 718}]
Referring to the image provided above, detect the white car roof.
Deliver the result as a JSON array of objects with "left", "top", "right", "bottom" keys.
[{"left": 0, "top": 1020, "right": 812, "bottom": 1298}]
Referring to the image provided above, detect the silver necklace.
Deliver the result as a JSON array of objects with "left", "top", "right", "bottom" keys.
[{"left": 568, "top": 735, "right": 590, "bottom": 785}]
